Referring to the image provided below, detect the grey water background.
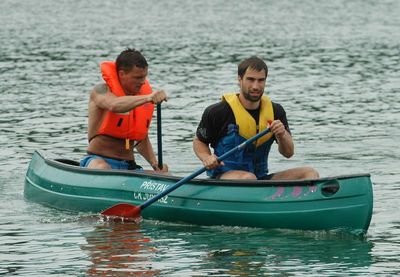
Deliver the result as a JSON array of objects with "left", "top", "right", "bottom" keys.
[{"left": 1, "top": 0, "right": 399, "bottom": 275}]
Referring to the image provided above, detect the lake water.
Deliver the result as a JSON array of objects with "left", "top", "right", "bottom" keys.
[{"left": 1, "top": 0, "right": 399, "bottom": 275}]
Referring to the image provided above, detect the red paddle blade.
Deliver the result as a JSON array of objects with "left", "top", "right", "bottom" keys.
[{"left": 101, "top": 203, "right": 142, "bottom": 219}]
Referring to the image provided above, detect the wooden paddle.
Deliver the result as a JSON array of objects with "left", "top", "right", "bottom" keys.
[{"left": 101, "top": 127, "right": 272, "bottom": 219}]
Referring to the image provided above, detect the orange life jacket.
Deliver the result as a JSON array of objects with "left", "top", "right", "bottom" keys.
[{"left": 96, "top": 61, "right": 154, "bottom": 145}]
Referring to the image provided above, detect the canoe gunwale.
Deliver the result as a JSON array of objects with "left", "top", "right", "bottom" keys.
[{"left": 37, "top": 150, "right": 371, "bottom": 187}]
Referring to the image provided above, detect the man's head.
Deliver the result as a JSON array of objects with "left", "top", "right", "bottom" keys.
[
  {"left": 238, "top": 56, "right": 268, "bottom": 103},
  {"left": 116, "top": 48, "right": 149, "bottom": 95},
  {"left": 238, "top": 56, "right": 268, "bottom": 79},
  {"left": 116, "top": 48, "right": 148, "bottom": 71}
]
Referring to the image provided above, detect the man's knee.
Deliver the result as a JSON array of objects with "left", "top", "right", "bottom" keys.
[
  {"left": 220, "top": 170, "right": 257, "bottom": 180},
  {"left": 88, "top": 159, "right": 111, "bottom": 169},
  {"left": 303, "top": 167, "right": 319, "bottom": 179}
]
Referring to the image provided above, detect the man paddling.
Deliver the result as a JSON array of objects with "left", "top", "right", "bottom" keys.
[
  {"left": 193, "top": 56, "right": 319, "bottom": 180},
  {"left": 80, "top": 48, "right": 168, "bottom": 172}
]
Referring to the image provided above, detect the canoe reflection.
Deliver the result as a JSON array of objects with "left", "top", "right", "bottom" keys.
[
  {"left": 80, "top": 220, "right": 374, "bottom": 275},
  {"left": 202, "top": 229, "right": 374, "bottom": 275},
  {"left": 148, "top": 224, "right": 374, "bottom": 275},
  {"left": 81, "top": 221, "right": 159, "bottom": 276}
]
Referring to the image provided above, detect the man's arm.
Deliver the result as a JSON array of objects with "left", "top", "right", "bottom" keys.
[
  {"left": 90, "top": 84, "right": 167, "bottom": 113},
  {"left": 271, "top": 103, "right": 294, "bottom": 158},
  {"left": 193, "top": 137, "right": 222, "bottom": 169},
  {"left": 269, "top": 120, "right": 294, "bottom": 158},
  {"left": 136, "top": 135, "right": 168, "bottom": 171},
  {"left": 193, "top": 103, "right": 228, "bottom": 170}
]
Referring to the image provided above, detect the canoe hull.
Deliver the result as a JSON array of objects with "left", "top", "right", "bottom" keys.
[{"left": 24, "top": 151, "right": 373, "bottom": 232}]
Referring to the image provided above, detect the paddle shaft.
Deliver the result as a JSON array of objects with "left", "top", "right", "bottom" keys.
[
  {"left": 156, "top": 104, "right": 163, "bottom": 169},
  {"left": 139, "top": 127, "right": 271, "bottom": 210}
]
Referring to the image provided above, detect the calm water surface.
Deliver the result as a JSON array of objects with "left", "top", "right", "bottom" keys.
[{"left": 1, "top": 0, "right": 399, "bottom": 275}]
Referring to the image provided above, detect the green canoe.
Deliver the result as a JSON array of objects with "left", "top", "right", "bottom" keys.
[{"left": 24, "top": 151, "right": 373, "bottom": 233}]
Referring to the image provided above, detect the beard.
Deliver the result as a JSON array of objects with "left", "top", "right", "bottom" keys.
[{"left": 241, "top": 88, "right": 264, "bottom": 102}]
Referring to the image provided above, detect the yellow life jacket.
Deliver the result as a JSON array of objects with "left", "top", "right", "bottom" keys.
[{"left": 222, "top": 93, "right": 274, "bottom": 147}]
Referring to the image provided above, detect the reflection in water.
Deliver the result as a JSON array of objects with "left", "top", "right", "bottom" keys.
[
  {"left": 89, "top": 222, "right": 373, "bottom": 276},
  {"left": 199, "top": 228, "right": 374, "bottom": 275},
  {"left": 81, "top": 221, "right": 159, "bottom": 276}
]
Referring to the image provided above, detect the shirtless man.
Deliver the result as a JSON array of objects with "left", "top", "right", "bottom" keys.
[{"left": 80, "top": 48, "right": 168, "bottom": 171}]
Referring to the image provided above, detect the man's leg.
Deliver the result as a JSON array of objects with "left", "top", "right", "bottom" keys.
[{"left": 271, "top": 167, "right": 319, "bottom": 180}]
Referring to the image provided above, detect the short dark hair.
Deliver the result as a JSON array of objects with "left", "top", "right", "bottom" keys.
[
  {"left": 116, "top": 48, "right": 148, "bottom": 72},
  {"left": 238, "top": 56, "right": 268, "bottom": 78}
]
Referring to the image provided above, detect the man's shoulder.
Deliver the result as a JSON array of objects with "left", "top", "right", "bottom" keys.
[
  {"left": 92, "top": 83, "right": 109, "bottom": 95},
  {"left": 271, "top": 101, "right": 286, "bottom": 113},
  {"left": 271, "top": 101, "right": 284, "bottom": 110},
  {"left": 204, "top": 100, "right": 230, "bottom": 115}
]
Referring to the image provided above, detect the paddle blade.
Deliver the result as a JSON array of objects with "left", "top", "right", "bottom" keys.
[{"left": 101, "top": 203, "right": 142, "bottom": 219}]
